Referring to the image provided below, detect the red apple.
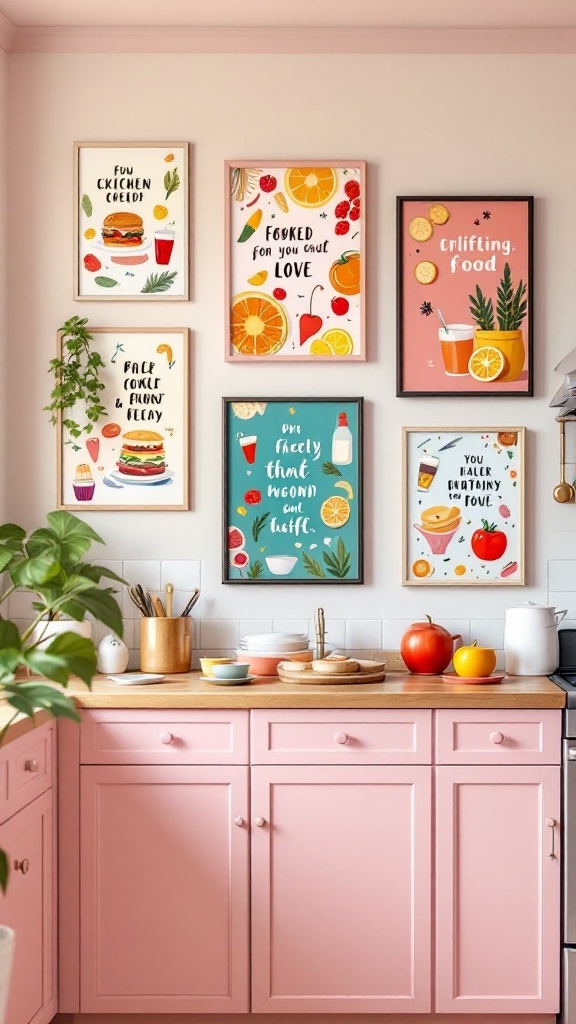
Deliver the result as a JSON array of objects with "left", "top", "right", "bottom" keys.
[{"left": 400, "top": 615, "right": 459, "bottom": 675}]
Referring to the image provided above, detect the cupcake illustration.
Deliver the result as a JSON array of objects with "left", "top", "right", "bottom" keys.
[{"left": 72, "top": 463, "right": 95, "bottom": 502}]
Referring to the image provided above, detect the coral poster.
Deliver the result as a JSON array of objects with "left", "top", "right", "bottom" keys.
[
  {"left": 223, "top": 399, "right": 363, "bottom": 583},
  {"left": 225, "top": 162, "right": 365, "bottom": 361},
  {"left": 75, "top": 143, "right": 189, "bottom": 299},
  {"left": 403, "top": 428, "right": 525, "bottom": 585},
  {"left": 397, "top": 197, "right": 533, "bottom": 396},
  {"left": 58, "top": 329, "right": 189, "bottom": 510}
]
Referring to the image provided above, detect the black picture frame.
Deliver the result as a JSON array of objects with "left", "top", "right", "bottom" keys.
[
  {"left": 396, "top": 195, "right": 534, "bottom": 398},
  {"left": 222, "top": 397, "right": 360, "bottom": 585}
]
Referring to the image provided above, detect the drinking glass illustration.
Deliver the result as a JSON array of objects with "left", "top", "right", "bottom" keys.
[
  {"left": 439, "top": 324, "right": 475, "bottom": 376},
  {"left": 418, "top": 456, "right": 439, "bottom": 491},
  {"left": 155, "top": 230, "right": 175, "bottom": 266},
  {"left": 239, "top": 435, "right": 257, "bottom": 464}
]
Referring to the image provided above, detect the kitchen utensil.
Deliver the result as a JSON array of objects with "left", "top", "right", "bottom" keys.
[
  {"left": 314, "top": 608, "right": 326, "bottom": 660},
  {"left": 140, "top": 617, "right": 192, "bottom": 673},
  {"left": 238, "top": 640, "right": 310, "bottom": 653},
  {"left": 136, "top": 584, "right": 155, "bottom": 618},
  {"left": 553, "top": 419, "right": 575, "bottom": 503},
  {"left": 277, "top": 659, "right": 386, "bottom": 685},
  {"left": 128, "top": 586, "right": 149, "bottom": 617},
  {"left": 312, "top": 657, "right": 359, "bottom": 674},
  {"left": 199, "top": 657, "right": 234, "bottom": 677},
  {"left": 436, "top": 307, "right": 450, "bottom": 335},
  {"left": 151, "top": 595, "right": 166, "bottom": 617},
  {"left": 211, "top": 663, "right": 250, "bottom": 680},
  {"left": 181, "top": 589, "right": 200, "bottom": 617},
  {"left": 504, "top": 601, "right": 568, "bottom": 675},
  {"left": 165, "top": 583, "right": 174, "bottom": 617},
  {"left": 442, "top": 672, "right": 505, "bottom": 685}
]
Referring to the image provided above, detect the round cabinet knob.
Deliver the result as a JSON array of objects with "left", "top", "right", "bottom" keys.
[
  {"left": 14, "top": 859, "right": 29, "bottom": 875},
  {"left": 24, "top": 759, "right": 39, "bottom": 773},
  {"left": 490, "top": 731, "right": 504, "bottom": 745},
  {"left": 234, "top": 816, "right": 245, "bottom": 827},
  {"left": 334, "top": 731, "right": 349, "bottom": 745},
  {"left": 159, "top": 732, "right": 173, "bottom": 745},
  {"left": 255, "top": 817, "right": 266, "bottom": 828}
]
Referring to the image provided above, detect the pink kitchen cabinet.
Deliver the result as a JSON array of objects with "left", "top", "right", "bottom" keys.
[
  {"left": 79, "top": 763, "right": 250, "bottom": 1013},
  {"left": 250, "top": 764, "right": 432, "bottom": 1013},
  {"left": 436, "top": 764, "right": 561, "bottom": 1013}
]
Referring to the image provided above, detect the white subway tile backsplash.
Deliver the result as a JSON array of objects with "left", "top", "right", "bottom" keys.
[
  {"left": 549, "top": 593, "right": 576, "bottom": 620},
  {"left": 382, "top": 619, "right": 417, "bottom": 649},
  {"left": 122, "top": 561, "right": 161, "bottom": 591},
  {"left": 160, "top": 560, "right": 201, "bottom": 592},
  {"left": 238, "top": 619, "right": 274, "bottom": 639},
  {"left": 272, "top": 619, "right": 312, "bottom": 637},
  {"left": 470, "top": 618, "right": 505, "bottom": 649},
  {"left": 200, "top": 619, "right": 239, "bottom": 650},
  {"left": 549, "top": 560, "right": 576, "bottom": 592},
  {"left": 323, "top": 618, "right": 347, "bottom": 650},
  {"left": 346, "top": 619, "right": 382, "bottom": 649}
]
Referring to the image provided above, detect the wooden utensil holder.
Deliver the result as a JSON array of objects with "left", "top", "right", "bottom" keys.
[{"left": 140, "top": 617, "right": 192, "bottom": 674}]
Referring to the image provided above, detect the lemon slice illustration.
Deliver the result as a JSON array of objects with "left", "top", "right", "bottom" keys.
[
  {"left": 468, "top": 346, "right": 506, "bottom": 382},
  {"left": 414, "top": 260, "right": 438, "bottom": 285},
  {"left": 320, "top": 496, "right": 350, "bottom": 528},
  {"left": 408, "top": 216, "right": 433, "bottom": 241},
  {"left": 334, "top": 480, "right": 354, "bottom": 500},
  {"left": 247, "top": 270, "right": 268, "bottom": 286}
]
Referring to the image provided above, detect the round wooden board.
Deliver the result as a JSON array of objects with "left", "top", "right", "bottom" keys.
[{"left": 277, "top": 660, "right": 386, "bottom": 685}]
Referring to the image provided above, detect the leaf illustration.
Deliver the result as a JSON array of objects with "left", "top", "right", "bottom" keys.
[
  {"left": 141, "top": 271, "right": 178, "bottom": 294},
  {"left": 247, "top": 560, "right": 263, "bottom": 579},
  {"left": 81, "top": 194, "right": 93, "bottom": 217},
  {"left": 322, "top": 538, "right": 351, "bottom": 579},
  {"left": 164, "top": 167, "right": 180, "bottom": 200},
  {"left": 94, "top": 276, "right": 118, "bottom": 288},
  {"left": 302, "top": 552, "right": 326, "bottom": 578},
  {"left": 251, "top": 512, "right": 270, "bottom": 542},
  {"left": 322, "top": 461, "right": 342, "bottom": 477}
]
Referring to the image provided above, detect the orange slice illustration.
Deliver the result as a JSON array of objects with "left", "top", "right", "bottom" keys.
[
  {"left": 284, "top": 167, "right": 338, "bottom": 208},
  {"left": 231, "top": 292, "right": 288, "bottom": 356},
  {"left": 468, "top": 346, "right": 506, "bottom": 382},
  {"left": 320, "top": 495, "right": 350, "bottom": 527}
]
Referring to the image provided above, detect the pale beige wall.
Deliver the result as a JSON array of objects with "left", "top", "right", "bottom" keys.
[
  {"left": 0, "top": 46, "right": 6, "bottom": 522},
  {"left": 6, "top": 53, "right": 576, "bottom": 622}
]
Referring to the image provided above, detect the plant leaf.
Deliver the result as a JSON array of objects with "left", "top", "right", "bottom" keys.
[
  {"left": 81, "top": 194, "right": 93, "bottom": 217},
  {"left": 10, "top": 556, "right": 62, "bottom": 588},
  {"left": 302, "top": 552, "right": 326, "bottom": 578},
  {"left": 321, "top": 461, "right": 342, "bottom": 477},
  {"left": 1, "top": 682, "right": 80, "bottom": 722},
  {"left": 252, "top": 512, "right": 270, "bottom": 542},
  {"left": 246, "top": 560, "right": 263, "bottom": 579},
  {"left": 94, "top": 276, "right": 118, "bottom": 288},
  {"left": 141, "top": 271, "right": 178, "bottom": 294},
  {"left": 71, "top": 588, "right": 123, "bottom": 636},
  {"left": 0, "top": 619, "right": 21, "bottom": 651},
  {"left": 322, "top": 538, "right": 351, "bottom": 578}
]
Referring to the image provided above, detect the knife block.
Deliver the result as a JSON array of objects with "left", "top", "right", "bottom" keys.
[{"left": 140, "top": 617, "right": 192, "bottom": 673}]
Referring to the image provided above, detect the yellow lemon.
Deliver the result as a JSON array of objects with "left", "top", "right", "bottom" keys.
[
  {"left": 408, "top": 216, "right": 433, "bottom": 241},
  {"left": 153, "top": 205, "right": 169, "bottom": 220},
  {"left": 334, "top": 480, "right": 354, "bottom": 500},
  {"left": 320, "top": 328, "right": 354, "bottom": 356},
  {"left": 236, "top": 506, "right": 247, "bottom": 516},
  {"left": 84, "top": 227, "right": 96, "bottom": 240},
  {"left": 310, "top": 339, "right": 333, "bottom": 356},
  {"left": 320, "top": 495, "right": 350, "bottom": 528},
  {"left": 414, "top": 260, "right": 438, "bottom": 285},
  {"left": 468, "top": 346, "right": 506, "bottom": 382},
  {"left": 247, "top": 270, "right": 268, "bottom": 286},
  {"left": 429, "top": 203, "right": 450, "bottom": 225}
]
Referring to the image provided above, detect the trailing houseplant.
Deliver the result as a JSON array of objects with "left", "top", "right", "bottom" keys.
[
  {"left": 0, "top": 510, "right": 124, "bottom": 890},
  {"left": 44, "top": 316, "right": 108, "bottom": 446},
  {"left": 469, "top": 262, "right": 528, "bottom": 382}
]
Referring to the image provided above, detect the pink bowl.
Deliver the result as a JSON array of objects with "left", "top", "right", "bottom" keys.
[{"left": 236, "top": 649, "right": 313, "bottom": 676}]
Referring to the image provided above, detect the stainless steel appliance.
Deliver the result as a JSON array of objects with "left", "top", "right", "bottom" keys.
[{"left": 549, "top": 629, "right": 576, "bottom": 1023}]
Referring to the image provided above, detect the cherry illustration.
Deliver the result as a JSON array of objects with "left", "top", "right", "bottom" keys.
[
  {"left": 331, "top": 296, "right": 349, "bottom": 316},
  {"left": 299, "top": 284, "right": 324, "bottom": 345},
  {"left": 273, "top": 287, "right": 287, "bottom": 300}
]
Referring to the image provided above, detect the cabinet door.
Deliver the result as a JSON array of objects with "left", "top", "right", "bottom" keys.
[
  {"left": 0, "top": 789, "right": 55, "bottom": 1024},
  {"left": 436, "top": 765, "right": 560, "bottom": 1013},
  {"left": 251, "top": 764, "right": 431, "bottom": 1013},
  {"left": 80, "top": 764, "right": 249, "bottom": 1013}
]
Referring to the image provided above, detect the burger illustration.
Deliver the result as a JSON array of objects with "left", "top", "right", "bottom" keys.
[
  {"left": 117, "top": 431, "right": 166, "bottom": 477},
  {"left": 102, "top": 211, "right": 144, "bottom": 247}
]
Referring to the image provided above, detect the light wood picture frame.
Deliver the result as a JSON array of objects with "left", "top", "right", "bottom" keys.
[
  {"left": 403, "top": 426, "right": 525, "bottom": 585},
  {"left": 225, "top": 161, "right": 366, "bottom": 361},
  {"left": 58, "top": 328, "right": 189, "bottom": 511},
  {"left": 74, "top": 142, "right": 189, "bottom": 300}
]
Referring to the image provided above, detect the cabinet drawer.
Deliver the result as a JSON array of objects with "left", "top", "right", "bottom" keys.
[
  {"left": 436, "top": 709, "right": 561, "bottom": 764},
  {"left": 251, "top": 710, "right": 432, "bottom": 764},
  {"left": 80, "top": 710, "right": 249, "bottom": 764},
  {"left": 0, "top": 722, "right": 54, "bottom": 824}
]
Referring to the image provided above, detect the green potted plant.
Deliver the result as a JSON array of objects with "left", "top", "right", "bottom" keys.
[
  {"left": 0, "top": 510, "right": 124, "bottom": 892},
  {"left": 469, "top": 262, "right": 528, "bottom": 382},
  {"left": 44, "top": 316, "right": 108, "bottom": 444}
]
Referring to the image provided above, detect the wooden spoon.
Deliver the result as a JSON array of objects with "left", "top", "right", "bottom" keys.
[{"left": 553, "top": 419, "right": 575, "bottom": 503}]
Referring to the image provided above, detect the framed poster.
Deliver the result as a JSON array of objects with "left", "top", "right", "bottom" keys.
[
  {"left": 403, "top": 427, "right": 525, "bottom": 585},
  {"left": 74, "top": 142, "right": 189, "bottom": 300},
  {"left": 225, "top": 161, "right": 365, "bottom": 361},
  {"left": 223, "top": 398, "right": 363, "bottom": 583},
  {"left": 58, "top": 328, "right": 189, "bottom": 510},
  {"left": 397, "top": 196, "right": 533, "bottom": 396}
]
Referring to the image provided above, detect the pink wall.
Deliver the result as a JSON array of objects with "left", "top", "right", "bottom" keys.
[{"left": 0, "top": 45, "right": 6, "bottom": 522}]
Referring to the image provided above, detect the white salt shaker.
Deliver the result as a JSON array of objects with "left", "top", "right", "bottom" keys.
[{"left": 97, "top": 634, "right": 129, "bottom": 674}]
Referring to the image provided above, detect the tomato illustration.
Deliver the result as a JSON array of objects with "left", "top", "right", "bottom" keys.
[
  {"left": 471, "top": 521, "right": 508, "bottom": 561},
  {"left": 84, "top": 254, "right": 102, "bottom": 272},
  {"left": 244, "top": 489, "right": 262, "bottom": 505},
  {"left": 259, "top": 175, "right": 277, "bottom": 193}
]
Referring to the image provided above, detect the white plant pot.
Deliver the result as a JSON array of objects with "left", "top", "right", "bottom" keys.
[
  {"left": 0, "top": 927, "right": 15, "bottom": 1024},
  {"left": 27, "top": 619, "right": 92, "bottom": 651}
]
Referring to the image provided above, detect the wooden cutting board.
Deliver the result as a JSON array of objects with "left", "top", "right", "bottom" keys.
[{"left": 277, "top": 659, "right": 386, "bottom": 685}]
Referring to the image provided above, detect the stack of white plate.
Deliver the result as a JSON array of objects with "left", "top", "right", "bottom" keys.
[{"left": 238, "top": 631, "right": 310, "bottom": 654}]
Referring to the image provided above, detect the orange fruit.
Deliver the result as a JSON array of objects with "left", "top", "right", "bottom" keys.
[
  {"left": 284, "top": 167, "right": 338, "bottom": 208},
  {"left": 454, "top": 565, "right": 466, "bottom": 576},
  {"left": 231, "top": 292, "right": 287, "bottom": 356},
  {"left": 414, "top": 260, "right": 438, "bottom": 284},
  {"left": 409, "top": 216, "right": 433, "bottom": 241},
  {"left": 468, "top": 346, "right": 506, "bottom": 382},
  {"left": 320, "top": 495, "right": 350, "bottom": 528},
  {"left": 329, "top": 251, "right": 361, "bottom": 295},
  {"left": 164, "top": 153, "right": 174, "bottom": 162},
  {"left": 412, "top": 559, "right": 432, "bottom": 578},
  {"left": 429, "top": 203, "right": 450, "bottom": 225},
  {"left": 84, "top": 227, "right": 96, "bottom": 240},
  {"left": 153, "top": 205, "right": 168, "bottom": 220}
]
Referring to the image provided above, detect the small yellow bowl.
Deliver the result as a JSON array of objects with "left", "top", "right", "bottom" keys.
[{"left": 199, "top": 657, "right": 234, "bottom": 678}]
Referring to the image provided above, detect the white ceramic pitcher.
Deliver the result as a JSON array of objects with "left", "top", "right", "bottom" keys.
[{"left": 504, "top": 602, "right": 567, "bottom": 675}]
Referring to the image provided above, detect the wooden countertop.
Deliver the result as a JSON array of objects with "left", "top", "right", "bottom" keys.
[{"left": 58, "top": 670, "right": 565, "bottom": 710}]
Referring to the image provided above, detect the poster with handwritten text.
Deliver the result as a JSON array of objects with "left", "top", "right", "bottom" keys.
[
  {"left": 58, "top": 329, "right": 189, "bottom": 510},
  {"left": 403, "top": 428, "right": 525, "bottom": 585},
  {"left": 224, "top": 399, "right": 363, "bottom": 582},
  {"left": 397, "top": 197, "right": 533, "bottom": 395},
  {"left": 226, "top": 162, "right": 365, "bottom": 361},
  {"left": 75, "top": 143, "right": 189, "bottom": 299}
]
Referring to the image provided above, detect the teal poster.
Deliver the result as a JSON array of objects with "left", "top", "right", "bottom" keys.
[{"left": 224, "top": 399, "right": 363, "bottom": 583}]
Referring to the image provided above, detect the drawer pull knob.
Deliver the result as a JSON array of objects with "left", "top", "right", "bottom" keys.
[
  {"left": 159, "top": 732, "right": 173, "bottom": 745},
  {"left": 234, "top": 816, "right": 245, "bottom": 827},
  {"left": 14, "top": 859, "right": 29, "bottom": 875},
  {"left": 490, "top": 731, "right": 504, "bottom": 745},
  {"left": 255, "top": 817, "right": 266, "bottom": 828},
  {"left": 334, "top": 731, "right": 349, "bottom": 745},
  {"left": 24, "top": 759, "right": 39, "bottom": 773},
  {"left": 547, "top": 818, "right": 556, "bottom": 860}
]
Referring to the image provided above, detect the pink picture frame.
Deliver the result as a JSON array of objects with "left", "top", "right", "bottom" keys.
[{"left": 225, "top": 161, "right": 366, "bottom": 362}]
